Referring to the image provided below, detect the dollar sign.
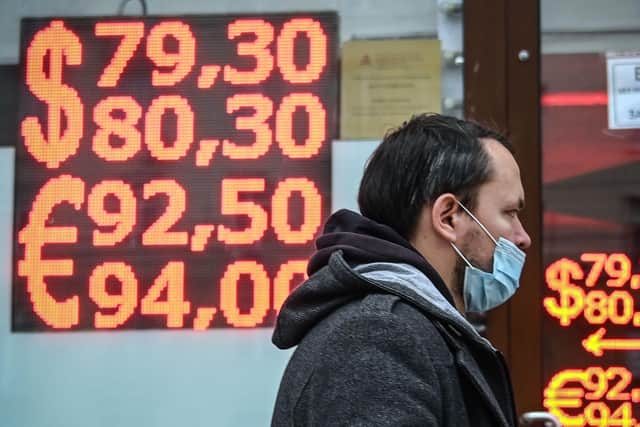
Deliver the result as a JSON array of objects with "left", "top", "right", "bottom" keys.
[
  {"left": 17, "top": 175, "right": 85, "bottom": 329},
  {"left": 543, "top": 258, "right": 586, "bottom": 326},
  {"left": 21, "top": 20, "right": 83, "bottom": 169}
]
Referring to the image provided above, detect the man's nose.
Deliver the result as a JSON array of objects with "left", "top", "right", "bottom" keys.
[{"left": 515, "top": 222, "right": 532, "bottom": 250}]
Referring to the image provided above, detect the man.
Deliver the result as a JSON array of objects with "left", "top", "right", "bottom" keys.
[{"left": 271, "top": 113, "right": 531, "bottom": 426}]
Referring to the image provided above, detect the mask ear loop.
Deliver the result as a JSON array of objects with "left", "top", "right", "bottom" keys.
[
  {"left": 450, "top": 242, "right": 473, "bottom": 268},
  {"left": 455, "top": 200, "right": 498, "bottom": 246}
]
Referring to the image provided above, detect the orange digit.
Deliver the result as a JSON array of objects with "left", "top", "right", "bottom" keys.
[
  {"left": 277, "top": 18, "right": 327, "bottom": 83},
  {"left": 21, "top": 21, "right": 83, "bottom": 169},
  {"left": 584, "top": 367, "right": 608, "bottom": 400},
  {"left": 217, "top": 178, "right": 267, "bottom": 245},
  {"left": 93, "top": 96, "right": 142, "bottom": 162},
  {"left": 89, "top": 262, "right": 138, "bottom": 328},
  {"left": 87, "top": 180, "right": 136, "bottom": 246},
  {"left": 584, "top": 290, "right": 608, "bottom": 324},
  {"left": 223, "top": 19, "right": 274, "bottom": 84},
  {"left": 273, "top": 260, "right": 308, "bottom": 312},
  {"left": 605, "top": 253, "right": 632, "bottom": 287},
  {"left": 610, "top": 402, "right": 635, "bottom": 426},
  {"left": 223, "top": 94, "right": 273, "bottom": 159},
  {"left": 275, "top": 93, "right": 326, "bottom": 159},
  {"left": 95, "top": 22, "right": 144, "bottom": 87},
  {"left": 17, "top": 175, "right": 85, "bottom": 329},
  {"left": 145, "top": 95, "right": 194, "bottom": 160},
  {"left": 605, "top": 367, "right": 632, "bottom": 401},
  {"left": 584, "top": 402, "right": 610, "bottom": 426},
  {"left": 608, "top": 291, "right": 634, "bottom": 325},
  {"left": 146, "top": 21, "right": 196, "bottom": 86},
  {"left": 140, "top": 261, "right": 190, "bottom": 327},
  {"left": 142, "top": 179, "right": 188, "bottom": 246},
  {"left": 220, "top": 260, "right": 270, "bottom": 327},
  {"left": 581, "top": 253, "right": 607, "bottom": 287},
  {"left": 272, "top": 178, "right": 321, "bottom": 244}
]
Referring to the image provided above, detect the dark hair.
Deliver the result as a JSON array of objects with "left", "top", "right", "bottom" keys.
[{"left": 357, "top": 113, "right": 512, "bottom": 239}]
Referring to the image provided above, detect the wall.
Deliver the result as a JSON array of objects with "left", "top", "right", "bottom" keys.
[
  {"left": 0, "top": 0, "right": 439, "bottom": 64},
  {"left": 541, "top": 0, "right": 640, "bottom": 53}
]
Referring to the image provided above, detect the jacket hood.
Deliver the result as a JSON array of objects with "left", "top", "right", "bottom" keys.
[
  {"left": 307, "top": 210, "right": 454, "bottom": 304},
  {"left": 272, "top": 209, "right": 459, "bottom": 349}
]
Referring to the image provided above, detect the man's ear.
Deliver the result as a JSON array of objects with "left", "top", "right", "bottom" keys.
[{"left": 431, "top": 193, "right": 461, "bottom": 243}]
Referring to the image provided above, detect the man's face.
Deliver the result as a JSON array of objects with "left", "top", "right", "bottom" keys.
[{"left": 454, "top": 138, "right": 531, "bottom": 291}]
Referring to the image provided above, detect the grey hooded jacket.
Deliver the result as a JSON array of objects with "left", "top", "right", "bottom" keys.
[{"left": 271, "top": 210, "right": 517, "bottom": 426}]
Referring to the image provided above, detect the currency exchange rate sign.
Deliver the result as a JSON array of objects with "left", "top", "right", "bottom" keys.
[
  {"left": 543, "top": 253, "right": 640, "bottom": 426},
  {"left": 12, "top": 14, "right": 337, "bottom": 331}
]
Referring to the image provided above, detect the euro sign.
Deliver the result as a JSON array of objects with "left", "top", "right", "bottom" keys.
[
  {"left": 17, "top": 175, "right": 85, "bottom": 328},
  {"left": 544, "top": 368, "right": 591, "bottom": 426},
  {"left": 543, "top": 258, "right": 586, "bottom": 326},
  {"left": 21, "top": 20, "right": 83, "bottom": 169}
]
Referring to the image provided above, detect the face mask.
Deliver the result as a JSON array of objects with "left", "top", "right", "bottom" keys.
[{"left": 450, "top": 200, "right": 526, "bottom": 312}]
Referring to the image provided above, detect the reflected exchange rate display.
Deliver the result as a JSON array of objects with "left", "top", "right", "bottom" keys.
[
  {"left": 544, "top": 254, "right": 640, "bottom": 426},
  {"left": 541, "top": 53, "right": 640, "bottom": 426},
  {"left": 12, "top": 13, "right": 337, "bottom": 331}
]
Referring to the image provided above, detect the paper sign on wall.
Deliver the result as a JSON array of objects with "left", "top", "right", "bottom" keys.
[
  {"left": 607, "top": 53, "right": 640, "bottom": 129},
  {"left": 340, "top": 39, "right": 441, "bottom": 139}
]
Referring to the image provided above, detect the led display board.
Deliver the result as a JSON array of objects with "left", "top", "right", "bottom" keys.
[
  {"left": 544, "top": 253, "right": 640, "bottom": 425},
  {"left": 12, "top": 13, "right": 337, "bottom": 331},
  {"left": 541, "top": 53, "right": 640, "bottom": 426}
]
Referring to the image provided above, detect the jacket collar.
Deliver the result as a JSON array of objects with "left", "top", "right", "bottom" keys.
[{"left": 329, "top": 251, "right": 494, "bottom": 350}]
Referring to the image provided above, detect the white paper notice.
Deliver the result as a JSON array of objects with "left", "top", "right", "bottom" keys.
[{"left": 607, "top": 54, "right": 640, "bottom": 129}]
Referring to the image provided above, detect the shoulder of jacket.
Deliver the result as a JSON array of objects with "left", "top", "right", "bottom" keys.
[{"left": 326, "top": 294, "right": 454, "bottom": 358}]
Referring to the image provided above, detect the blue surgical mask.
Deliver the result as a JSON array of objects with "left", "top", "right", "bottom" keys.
[{"left": 450, "top": 200, "right": 526, "bottom": 312}]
